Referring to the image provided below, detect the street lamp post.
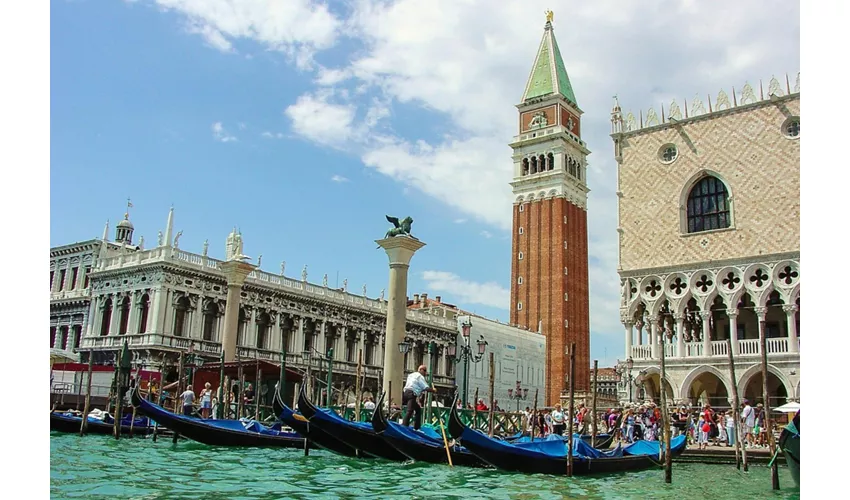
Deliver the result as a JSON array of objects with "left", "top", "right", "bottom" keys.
[
  {"left": 446, "top": 318, "right": 487, "bottom": 408},
  {"left": 507, "top": 380, "right": 529, "bottom": 412},
  {"left": 615, "top": 357, "right": 635, "bottom": 404}
]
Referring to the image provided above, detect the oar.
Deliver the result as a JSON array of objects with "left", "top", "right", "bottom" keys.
[{"left": 438, "top": 416, "right": 454, "bottom": 467}]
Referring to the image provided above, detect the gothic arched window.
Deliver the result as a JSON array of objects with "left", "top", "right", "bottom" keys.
[
  {"left": 256, "top": 312, "right": 270, "bottom": 350},
  {"left": 686, "top": 176, "right": 731, "bottom": 233},
  {"left": 100, "top": 298, "right": 113, "bottom": 336},
  {"left": 547, "top": 153, "right": 555, "bottom": 171},
  {"left": 173, "top": 296, "right": 191, "bottom": 337},
  {"left": 137, "top": 294, "right": 150, "bottom": 334},
  {"left": 203, "top": 300, "right": 217, "bottom": 341},
  {"left": 118, "top": 296, "right": 131, "bottom": 335},
  {"left": 530, "top": 156, "right": 538, "bottom": 174},
  {"left": 522, "top": 158, "right": 529, "bottom": 176}
]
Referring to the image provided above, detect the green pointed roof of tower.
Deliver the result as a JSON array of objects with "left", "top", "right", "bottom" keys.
[{"left": 521, "top": 21, "right": 578, "bottom": 106}]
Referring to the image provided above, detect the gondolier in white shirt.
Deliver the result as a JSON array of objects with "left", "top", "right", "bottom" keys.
[{"left": 401, "top": 364, "right": 436, "bottom": 430}]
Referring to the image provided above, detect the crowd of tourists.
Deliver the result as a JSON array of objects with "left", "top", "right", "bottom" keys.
[{"left": 518, "top": 399, "right": 775, "bottom": 448}]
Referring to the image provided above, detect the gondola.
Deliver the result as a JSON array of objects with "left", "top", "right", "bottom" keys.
[
  {"left": 510, "top": 432, "right": 614, "bottom": 450},
  {"left": 448, "top": 399, "right": 687, "bottom": 475},
  {"left": 297, "top": 385, "right": 407, "bottom": 461},
  {"left": 130, "top": 387, "right": 304, "bottom": 448},
  {"left": 50, "top": 410, "right": 155, "bottom": 436},
  {"left": 778, "top": 412, "right": 800, "bottom": 487},
  {"left": 370, "top": 392, "right": 488, "bottom": 467},
  {"left": 272, "top": 389, "right": 362, "bottom": 458}
]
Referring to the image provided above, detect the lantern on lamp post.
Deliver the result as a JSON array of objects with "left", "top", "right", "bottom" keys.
[{"left": 445, "top": 317, "right": 487, "bottom": 408}]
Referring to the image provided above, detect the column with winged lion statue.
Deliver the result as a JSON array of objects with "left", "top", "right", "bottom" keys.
[{"left": 376, "top": 215, "right": 425, "bottom": 409}]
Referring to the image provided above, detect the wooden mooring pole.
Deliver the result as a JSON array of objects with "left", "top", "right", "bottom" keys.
[
  {"left": 79, "top": 352, "right": 94, "bottom": 436},
  {"left": 488, "top": 352, "right": 495, "bottom": 437},
  {"left": 726, "top": 338, "right": 747, "bottom": 471},
  {"left": 112, "top": 363, "right": 121, "bottom": 440},
  {"left": 354, "top": 349, "right": 363, "bottom": 423},
  {"left": 567, "top": 343, "right": 575, "bottom": 477},
  {"left": 659, "top": 329, "right": 671, "bottom": 483},
  {"left": 530, "top": 388, "right": 538, "bottom": 441},
  {"left": 759, "top": 319, "right": 780, "bottom": 490},
  {"left": 591, "top": 360, "right": 598, "bottom": 448}
]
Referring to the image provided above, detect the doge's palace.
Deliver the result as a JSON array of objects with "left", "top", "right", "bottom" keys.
[{"left": 610, "top": 75, "right": 800, "bottom": 408}]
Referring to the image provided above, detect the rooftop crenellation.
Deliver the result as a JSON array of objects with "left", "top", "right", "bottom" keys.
[{"left": 611, "top": 72, "right": 800, "bottom": 135}]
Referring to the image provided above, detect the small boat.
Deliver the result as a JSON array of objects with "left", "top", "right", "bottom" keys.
[
  {"left": 778, "top": 412, "right": 800, "bottom": 487},
  {"left": 510, "top": 433, "right": 615, "bottom": 450},
  {"left": 131, "top": 387, "right": 304, "bottom": 448},
  {"left": 297, "top": 385, "right": 407, "bottom": 461},
  {"left": 370, "top": 392, "right": 488, "bottom": 467},
  {"left": 272, "top": 389, "right": 362, "bottom": 458},
  {"left": 50, "top": 410, "right": 154, "bottom": 436},
  {"left": 448, "top": 400, "right": 687, "bottom": 475}
]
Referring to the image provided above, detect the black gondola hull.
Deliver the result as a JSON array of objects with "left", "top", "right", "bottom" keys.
[
  {"left": 131, "top": 387, "right": 304, "bottom": 448},
  {"left": 370, "top": 392, "right": 487, "bottom": 467},
  {"left": 779, "top": 412, "right": 800, "bottom": 487},
  {"left": 298, "top": 386, "right": 407, "bottom": 461},
  {"left": 273, "top": 389, "right": 361, "bottom": 458},
  {"left": 50, "top": 412, "right": 154, "bottom": 436},
  {"left": 448, "top": 401, "right": 677, "bottom": 476}
]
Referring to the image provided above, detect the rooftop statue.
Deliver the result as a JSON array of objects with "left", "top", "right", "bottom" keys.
[{"left": 384, "top": 215, "right": 415, "bottom": 239}]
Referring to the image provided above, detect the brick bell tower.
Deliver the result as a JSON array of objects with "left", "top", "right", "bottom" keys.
[{"left": 509, "top": 13, "right": 591, "bottom": 405}]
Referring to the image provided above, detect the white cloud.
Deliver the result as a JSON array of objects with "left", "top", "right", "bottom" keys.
[
  {"left": 237, "top": 122, "right": 247, "bottom": 130},
  {"left": 454, "top": 219, "right": 467, "bottom": 224},
  {"left": 261, "top": 131, "right": 284, "bottom": 139},
  {"left": 211, "top": 121, "right": 237, "bottom": 142},
  {"left": 284, "top": 90, "right": 358, "bottom": 149},
  {"left": 421, "top": 271, "right": 509, "bottom": 310},
  {"left": 145, "top": 0, "right": 340, "bottom": 64},
  {"left": 480, "top": 230, "right": 492, "bottom": 239},
  {"left": 330, "top": 175, "right": 349, "bottom": 183}
]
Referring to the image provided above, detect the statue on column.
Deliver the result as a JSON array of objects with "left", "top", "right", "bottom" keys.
[
  {"left": 138, "top": 236, "right": 145, "bottom": 250},
  {"left": 362, "top": 284, "right": 367, "bottom": 296},
  {"left": 382, "top": 215, "right": 415, "bottom": 239},
  {"left": 342, "top": 279, "right": 348, "bottom": 292},
  {"left": 323, "top": 274, "right": 329, "bottom": 287},
  {"left": 302, "top": 265, "right": 308, "bottom": 282},
  {"left": 280, "top": 261, "right": 285, "bottom": 276},
  {"left": 157, "top": 231, "right": 163, "bottom": 247},
  {"left": 173, "top": 230, "right": 183, "bottom": 249},
  {"left": 202, "top": 239, "right": 209, "bottom": 257},
  {"left": 380, "top": 289, "right": 385, "bottom": 301},
  {"left": 257, "top": 254, "right": 262, "bottom": 268}
]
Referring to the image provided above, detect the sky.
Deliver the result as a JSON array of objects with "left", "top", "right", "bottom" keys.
[{"left": 49, "top": 0, "right": 800, "bottom": 369}]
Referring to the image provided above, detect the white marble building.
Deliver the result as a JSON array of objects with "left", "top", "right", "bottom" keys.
[
  {"left": 53, "top": 206, "right": 461, "bottom": 402},
  {"left": 610, "top": 75, "right": 801, "bottom": 408}
]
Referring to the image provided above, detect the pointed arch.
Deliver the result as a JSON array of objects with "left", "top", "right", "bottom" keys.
[
  {"left": 680, "top": 365, "right": 733, "bottom": 402},
  {"left": 679, "top": 169, "right": 735, "bottom": 234},
  {"left": 737, "top": 363, "right": 794, "bottom": 402}
]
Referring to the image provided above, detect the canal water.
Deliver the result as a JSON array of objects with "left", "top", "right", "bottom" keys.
[{"left": 50, "top": 433, "right": 800, "bottom": 499}]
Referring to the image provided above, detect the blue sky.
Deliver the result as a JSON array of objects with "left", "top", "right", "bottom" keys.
[{"left": 49, "top": 0, "right": 800, "bottom": 368}]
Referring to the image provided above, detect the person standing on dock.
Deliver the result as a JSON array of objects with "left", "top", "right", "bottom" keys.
[
  {"left": 180, "top": 385, "right": 196, "bottom": 416},
  {"left": 741, "top": 399, "right": 755, "bottom": 447},
  {"left": 199, "top": 382, "right": 213, "bottom": 419},
  {"left": 551, "top": 404, "right": 566, "bottom": 436},
  {"left": 401, "top": 364, "right": 435, "bottom": 430}
]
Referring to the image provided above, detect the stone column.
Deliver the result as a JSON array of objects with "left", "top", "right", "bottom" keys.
[
  {"left": 623, "top": 321, "right": 633, "bottom": 359},
  {"left": 649, "top": 316, "right": 659, "bottom": 358},
  {"left": 727, "top": 309, "right": 740, "bottom": 355},
  {"left": 754, "top": 306, "right": 768, "bottom": 354},
  {"left": 108, "top": 293, "right": 120, "bottom": 335},
  {"left": 77, "top": 265, "right": 87, "bottom": 291},
  {"left": 700, "top": 311, "right": 712, "bottom": 357},
  {"left": 126, "top": 291, "right": 138, "bottom": 335},
  {"left": 783, "top": 304, "right": 799, "bottom": 353},
  {"left": 220, "top": 261, "right": 256, "bottom": 362},
  {"left": 191, "top": 295, "right": 204, "bottom": 339},
  {"left": 674, "top": 314, "right": 685, "bottom": 357},
  {"left": 149, "top": 288, "right": 163, "bottom": 334},
  {"left": 635, "top": 321, "right": 643, "bottom": 345},
  {"left": 249, "top": 307, "right": 258, "bottom": 348},
  {"left": 84, "top": 296, "right": 99, "bottom": 338},
  {"left": 376, "top": 236, "right": 426, "bottom": 403}
]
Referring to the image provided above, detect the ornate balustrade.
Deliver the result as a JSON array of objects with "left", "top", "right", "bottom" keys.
[{"left": 630, "top": 337, "right": 799, "bottom": 361}]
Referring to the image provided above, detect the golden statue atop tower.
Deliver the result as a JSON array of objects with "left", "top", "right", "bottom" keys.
[{"left": 545, "top": 10, "right": 554, "bottom": 23}]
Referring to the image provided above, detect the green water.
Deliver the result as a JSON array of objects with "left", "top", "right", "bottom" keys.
[{"left": 50, "top": 433, "right": 800, "bottom": 499}]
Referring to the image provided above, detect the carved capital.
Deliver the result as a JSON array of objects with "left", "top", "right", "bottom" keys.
[
  {"left": 725, "top": 309, "right": 739, "bottom": 319},
  {"left": 754, "top": 306, "right": 768, "bottom": 319},
  {"left": 782, "top": 304, "right": 798, "bottom": 315}
]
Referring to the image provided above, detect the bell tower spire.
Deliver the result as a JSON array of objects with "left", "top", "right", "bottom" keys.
[{"left": 509, "top": 14, "right": 591, "bottom": 406}]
